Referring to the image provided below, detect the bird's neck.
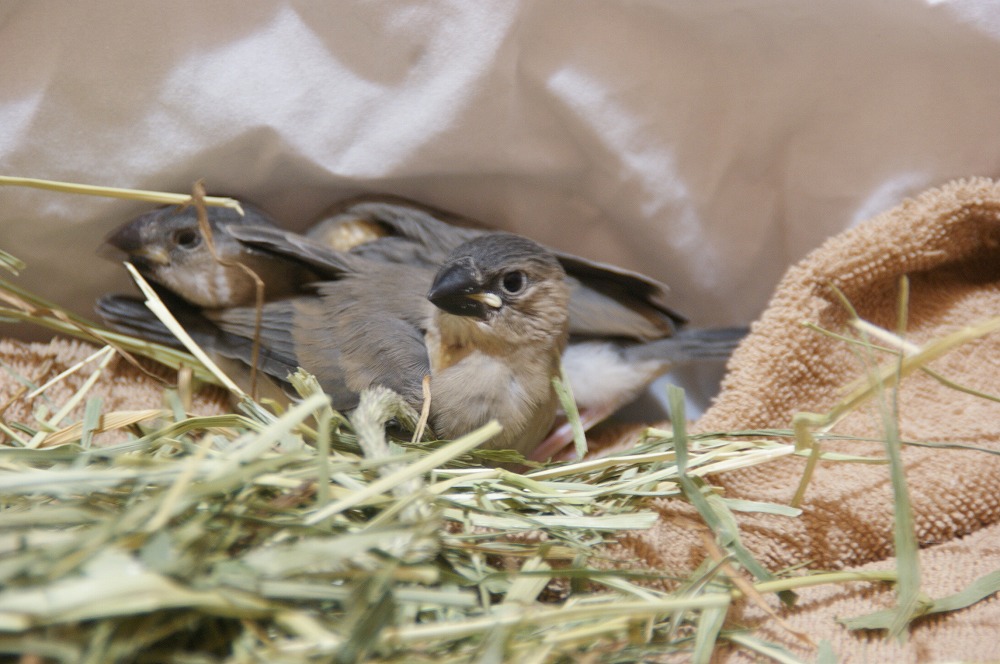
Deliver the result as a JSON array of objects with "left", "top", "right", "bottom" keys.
[{"left": 426, "top": 313, "right": 512, "bottom": 374}]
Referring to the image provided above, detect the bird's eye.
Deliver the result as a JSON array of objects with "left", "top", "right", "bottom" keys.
[
  {"left": 500, "top": 270, "right": 526, "bottom": 295},
  {"left": 174, "top": 229, "right": 202, "bottom": 249}
]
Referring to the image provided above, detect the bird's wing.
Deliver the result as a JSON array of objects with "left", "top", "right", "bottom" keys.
[
  {"left": 227, "top": 225, "right": 364, "bottom": 279},
  {"left": 96, "top": 292, "right": 302, "bottom": 386},
  {"left": 204, "top": 257, "right": 437, "bottom": 412},
  {"left": 303, "top": 265, "right": 436, "bottom": 409},
  {"left": 314, "top": 196, "right": 686, "bottom": 341},
  {"left": 203, "top": 296, "right": 360, "bottom": 409},
  {"left": 557, "top": 255, "right": 685, "bottom": 340},
  {"left": 96, "top": 293, "right": 189, "bottom": 348}
]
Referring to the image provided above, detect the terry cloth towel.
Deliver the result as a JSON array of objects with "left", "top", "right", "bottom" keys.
[
  {"left": 0, "top": 337, "right": 230, "bottom": 446},
  {"left": 604, "top": 177, "right": 1000, "bottom": 661}
]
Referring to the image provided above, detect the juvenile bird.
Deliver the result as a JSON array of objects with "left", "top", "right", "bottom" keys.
[
  {"left": 100, "top": 227, "right": 570, "bottom": 456},
  {"left": 310, "top": 196, "right": 745, "bottom": 458},
  {"left": 100, "top": 196, "right": 744, "bottom": 459},
  {"left": 102, "top": 202, "right": 313, "bottom": 308}
]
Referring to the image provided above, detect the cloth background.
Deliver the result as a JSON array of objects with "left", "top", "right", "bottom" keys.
[{"left": 3, "top": 0, "right": 1000, "bottom": 337}]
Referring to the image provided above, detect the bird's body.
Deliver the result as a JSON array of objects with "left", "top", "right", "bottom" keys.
[
  {"left": 99, "top": 195, "right": 743, "bottom": 460},
  {"left": 102, "top": 218, "right": 569, "bottom": 456}
]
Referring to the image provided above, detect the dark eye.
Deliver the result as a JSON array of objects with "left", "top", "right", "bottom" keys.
[
  {"left": 500, "top": 270, "right": 526, "bottom": 295},
  {"left": 174, "top": 229, "right": 202, "bottom": 249}
]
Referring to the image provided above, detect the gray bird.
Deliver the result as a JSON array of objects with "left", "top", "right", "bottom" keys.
[
  {"left": 102, "top": 202, "right": 314, "bottom": 308},
  {"left": 100, "top": 227, "right": 570, "bottom": 457},
  {"left": 308, "top": 196, "right": 745, "bottom": 459},
  {"left": 99, "top": 196, "right": 744, "bottom": 460}
]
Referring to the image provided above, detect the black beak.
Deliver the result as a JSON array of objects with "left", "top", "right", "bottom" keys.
[
  {"left": 104, "top": 221, "right": 144, "bottom": 255},
  {"left": 102, "top": 216, "right": 172, "bottom": 268},
  {"left": 428, "top": 258, "right": 491, "bottom": 320}
]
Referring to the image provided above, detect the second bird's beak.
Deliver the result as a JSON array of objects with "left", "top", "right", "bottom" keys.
[
  {"left": 428, "top": 259, "right": 502, "bottom": 320},
  {"left": 104, "top": 223, "right": 170, "bottom": 266}
]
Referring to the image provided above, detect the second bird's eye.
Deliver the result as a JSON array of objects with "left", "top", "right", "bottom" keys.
[
  {"left": 500, "top": 270, "right": 526, "bottom": 294},
  {"left": 174, "top": 229, "right": 202, "bottom": 249}
]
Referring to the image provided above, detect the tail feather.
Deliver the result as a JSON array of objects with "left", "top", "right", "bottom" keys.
[{"left": 625, "top": 326, "right": 747, "bottom": 364}]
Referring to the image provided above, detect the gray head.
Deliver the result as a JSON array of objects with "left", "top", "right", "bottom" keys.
[
  {"left": 428, "top": 232, "right": 570, "bottom": 344},
  {"left": 105, "top": 203, "right": 275, "bottom": 263},
  {"left": 102, "top": 203, "right": 284, "bottom": 308}
]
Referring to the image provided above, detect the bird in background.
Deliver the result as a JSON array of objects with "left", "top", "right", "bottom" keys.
[
  {"left": 98, "top": 196, "right": 745, "bottom": 461},
  {"left": 102, "top": 202, "right": 314, "bottom": 308}
]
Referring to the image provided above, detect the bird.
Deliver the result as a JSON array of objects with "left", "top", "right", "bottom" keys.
[
  {"left": 100, "top": 224, "right": 571, "bottom": 457},
  {"left": 99, "top": 196, "right": 745, "bottom": 460},
  {"left": 307, "top": 196, "right": 746, "bottom": 459},
  {"left": 102, "top": 202, "right": 314, "bottom": 309}
]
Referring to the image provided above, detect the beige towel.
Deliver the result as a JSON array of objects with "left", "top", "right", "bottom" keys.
[
  {"left": 0, "top": 337, "right": 229, "bottom": 443},
  {"left": 605, "top": 177, "right": 1000, "bottom": 660}
]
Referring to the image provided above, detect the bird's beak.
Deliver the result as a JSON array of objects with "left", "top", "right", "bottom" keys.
[
  {"left": 428, "top": 259, "right": 501, "bottom": 320},
  {"left": 104, "top": 223, "right": 170, "bottom": 266},
  {"left": 104, "top": 222, "right": 143, "bottom": 254},
  {"left": 133, "top": 245, "right": 170, "bottom": 266}
]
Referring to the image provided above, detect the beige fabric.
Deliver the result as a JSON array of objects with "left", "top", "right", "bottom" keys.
[
  {"left": 605, "top": 177, "right": 1000, "bottom": 660},
  {"left": 0, "top": 337, "right": 229, "bottom": 446}
]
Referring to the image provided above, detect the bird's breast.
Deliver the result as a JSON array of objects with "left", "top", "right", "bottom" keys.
[
  {"left": 427, "top": 338, "right": 476, "bottom": 374},
  {"left": 424, "top": 328, "right": 560, "bottom": 454}
]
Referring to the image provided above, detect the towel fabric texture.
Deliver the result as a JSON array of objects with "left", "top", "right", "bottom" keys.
[{"left": 606, "top": 177, "right": 1000, "bottom": 661}]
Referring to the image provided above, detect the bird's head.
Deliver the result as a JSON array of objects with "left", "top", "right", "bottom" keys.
[
  {"left": 102, "top": 203, "right": 276, "bottom": 308},
  {"left": 427, "top": 232, "right": 570, "bottom": 347}
]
